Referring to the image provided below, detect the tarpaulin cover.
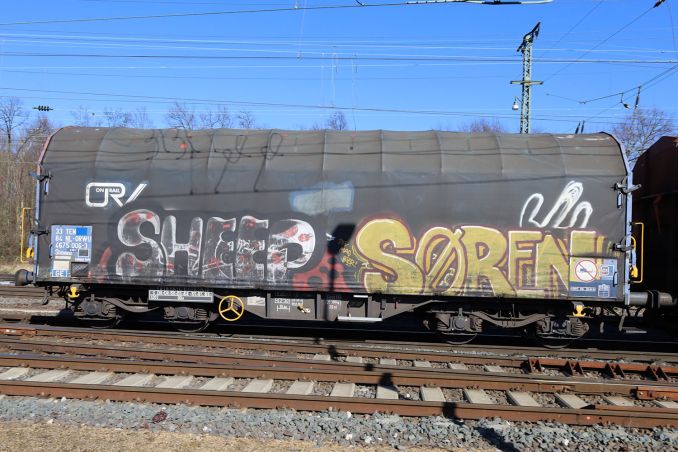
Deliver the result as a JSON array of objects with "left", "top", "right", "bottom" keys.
[{"left": 36, "top": 127, "right": 628, "bottom": 302}]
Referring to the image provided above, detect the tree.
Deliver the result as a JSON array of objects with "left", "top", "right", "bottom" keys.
[
  {"left": 15, "top": 115, "right": 54, "bottom": 157},
  {"left": 459, "top": 118, "right": 506, "bottom": 133},
  {"left": 0, "top": 115, "right": 55, "bottom": 261},
  {"left": 310, "top": 111, "right": 348, "bottom": 131},
  {"left": 237, "top": 110, "right": 257, "bottom": 129},
  {"left": 166, "top": 101, "right": 196, "bottom": 130},
  {"left": 102, "top": 108, "right": 133, "bottom": 128},
  {"left": 0, "top": 97, "right": 28, "bottom": 151},
  {"left": 129, "top": 107, "right": 154, "bottom": 129},
  {"left": 612, "top": 107, "right": 676, "bottom": 162},
  {"left": 325, "top": 111, "right": 347, "bottom": 131},
  {"left": 199, "top": 105, "right": 233, "bottom": 129},
  {"left": 71, "top": 106, "right": 102, "bottom": 127}
]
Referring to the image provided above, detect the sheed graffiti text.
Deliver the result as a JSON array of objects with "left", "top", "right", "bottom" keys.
[
  {"left": 354, "top": 217, "right": 606, "bottom": 298},
  {"left": 115, "top": 209, "right": 316, "bottom": 284}
]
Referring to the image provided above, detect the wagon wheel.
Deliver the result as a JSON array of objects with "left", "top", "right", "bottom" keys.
[
  {"left": 435, "top": 331, "right": 478, "bottom": 345},
  {"left": 532, "top": 334, "right": 575, "bottom": 349},
  {"left": 170, "top": 319, "right": 210, "bottom": 333},
  {"left": 80, "top": 316, "right": 122, "bottom": 329}
]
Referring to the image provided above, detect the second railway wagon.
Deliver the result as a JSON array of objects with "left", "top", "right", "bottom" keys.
[{"left": 18, "top": 127, "right": 672, "bottom": 337}]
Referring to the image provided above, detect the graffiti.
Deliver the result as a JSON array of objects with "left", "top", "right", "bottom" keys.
[
  {"left": 520, "top": 181, "right": 593, "bottom": 229},
  {"left": 100, "top": 209, "right": 612, "bottom": 299},
  {"left": 115, "top": 209, "right": 316, "bottom": 282},
  {"left": 353, "top": 217, "right": 606, "bottom": 298},
  {"left": 292, "top": 249, "right": 351, "bottom": 291}
]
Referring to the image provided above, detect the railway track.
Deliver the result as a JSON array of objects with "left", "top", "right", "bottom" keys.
[
  {"left": 0, "top": 284, "right": 44, "bottom": 298},
  {"left": 3, "top": 323, "right": 678, "bottom": 367},
  {"left": 0, "top": 325, "right": 676, "bottom": 427}
]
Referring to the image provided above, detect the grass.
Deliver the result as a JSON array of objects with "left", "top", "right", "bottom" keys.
[{"left": 0, "top": 260, "right": 32, "bottom": 275}]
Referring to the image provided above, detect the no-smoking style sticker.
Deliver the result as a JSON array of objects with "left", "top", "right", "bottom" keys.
[
  {"left": 569, "top": 257, "right": 617, "bottom": 299},
  {"left": 574, "top": 259, "right": 598, "bottom": 282}
]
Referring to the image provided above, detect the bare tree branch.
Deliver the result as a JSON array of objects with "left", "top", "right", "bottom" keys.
[
  {"left": 0, "top": 97, "right": 28, "bottom": 151},
  {"left": 70, "top": 106, "right": 103, "bottom": 127},
  {"left": 129, "top": 107, "right": 154, "bottom": 129},
  {"left": 612, "top": 107, "right": 676, "bottom": 162},
  {"left": 237, "top": 110, "right": 257, "bottom": 129},
  {"left": 102, "top": 108, "right": 134, "bottom": 128},
  {"left": 459, "top": 118, "right": 507, "bottom": 133},
  {"left": 325, "top": 111, "right": 347, "bottom": 131},
  {"left": 199, "top": 105, "right": 233, "bottom": 129},
  {"left": 166, "top": 101, "right": 196, "bottom": 130}
]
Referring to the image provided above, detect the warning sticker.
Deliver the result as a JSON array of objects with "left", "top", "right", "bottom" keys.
[
  {"left": 569, "top": 257, "right": 617, "bottom": 299},
  {"left": 574, "top": 259, "right": 598, "bottom": 282}
]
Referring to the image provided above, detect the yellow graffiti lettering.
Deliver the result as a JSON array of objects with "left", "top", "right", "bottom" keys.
[
  {"left": 351, "top": 217, "right": 609, "bottom": 300},
  {"left": 570, "top": 230, "right": 605, "bottom": 257},
  {"left": 508, "top": 230, "right": 545, "bottom": 297},
  {"left": 355, "top": 218, "right": 424, "bottom": 294},
  {"left": 535, "top": 234, "right": 569, "bottom": 296},
  {"left": 461, "top": 226, "right": 515, "bottom": 296},
  {"left": 415, "top": 227, "right": 467, "bottom": 295}
]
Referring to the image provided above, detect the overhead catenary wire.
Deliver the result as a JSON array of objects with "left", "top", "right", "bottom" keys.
[
  {"left": 538, "top": 0, "right": 605, "bottom": 58},
  {"left": 2, "top": 85, "right": 674, "bottom": 125},
  {"left": 3, "top": 32, "right": 678, "bottom": 55},
  {"left": 0, "top": 0, "right": 552, "bottom": 27},
  {"left": 573, "top": 61, "right": 678, "bottom": 104},
  {"left": 543, "top": 5, "right": 657, "bottom": 82},
  {"left": 1, "top": 51, "right": 678, "bottom": 65}
]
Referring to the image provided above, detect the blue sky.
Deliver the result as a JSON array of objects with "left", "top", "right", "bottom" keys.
[{"left": 0, "top": 0, "right": 676, "bottom": 133}]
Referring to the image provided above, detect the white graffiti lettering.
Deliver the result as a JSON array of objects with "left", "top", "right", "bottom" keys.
[{"left": 519, "top": 181, "right": 592, "bottom": 229}]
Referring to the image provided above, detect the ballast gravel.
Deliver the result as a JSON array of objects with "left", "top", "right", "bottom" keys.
[{"left": 0, "top": 395, "right": 676, "bottom": 450}]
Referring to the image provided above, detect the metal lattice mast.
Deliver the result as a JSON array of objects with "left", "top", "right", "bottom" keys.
[{"left": 511, "top": 23, "right": 542, "bottom": 134}]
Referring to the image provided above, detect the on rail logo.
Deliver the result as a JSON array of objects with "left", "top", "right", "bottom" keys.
[{"left": 85, "top": 182, "right": 147, "bottom": 208}]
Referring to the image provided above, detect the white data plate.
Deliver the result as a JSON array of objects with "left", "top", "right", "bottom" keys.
[{"left": 148, "top": 289, "right": 214, "bottom": 303}]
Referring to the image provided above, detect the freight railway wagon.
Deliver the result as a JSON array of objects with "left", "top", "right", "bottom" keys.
[
  {"left": 632, "top": 136, "right": 678, "bottom": 306},
  {"left": 15, "top": 128, "right": 675, "bottom": 339}
]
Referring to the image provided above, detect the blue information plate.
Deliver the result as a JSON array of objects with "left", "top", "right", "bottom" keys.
[{"left": 51, "top": 225, "right": 92, "bottom": 263}]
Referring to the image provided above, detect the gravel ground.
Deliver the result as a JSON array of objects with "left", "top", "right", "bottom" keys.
[
  {"left": 0, "top": 421, "right": 446, "bottom": 452},
  {"left": 0, "top": 396, "right": 675, "bottom": 451},
  {"left": 0, "top": 297, "right": 61, "bottom": 314}
]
